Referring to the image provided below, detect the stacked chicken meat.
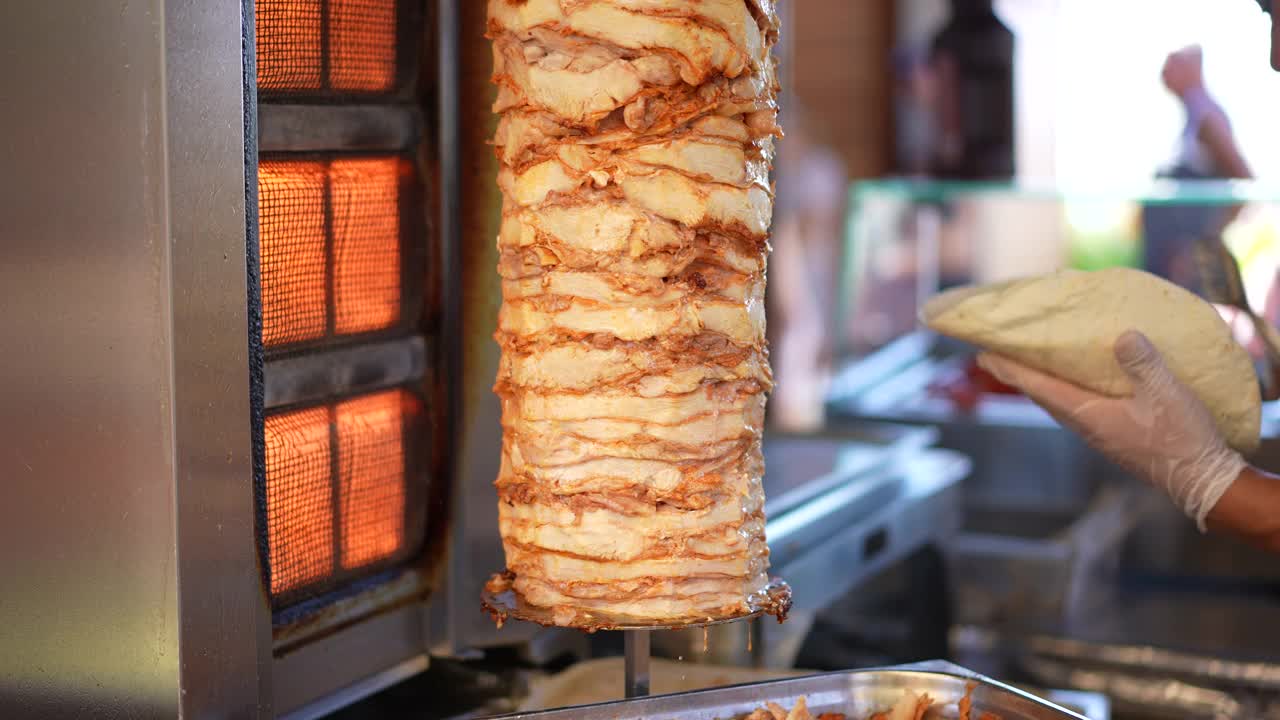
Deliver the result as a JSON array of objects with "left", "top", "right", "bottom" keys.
[{"left": 488, "top": 0, "right": 781, "bottom": 625}]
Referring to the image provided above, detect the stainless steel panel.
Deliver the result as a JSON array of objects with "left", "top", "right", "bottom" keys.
[
  {"left": 166, "top": 0, "right": 272, "bottom": 717},
  {"left": 280, "top": 656, "right": 430, "bottom": 720},
  {"left": 0, "top": 3, "right": 180, "bottom": 715},
  {"left": 487, "top": 661, "right": 1088, "bottom": 720},
  {"left": 0, "top": 1, "right": 266, "bottom": 717},
  {"left": 274, "top": 604, "right": 429, "bottom": 717}
]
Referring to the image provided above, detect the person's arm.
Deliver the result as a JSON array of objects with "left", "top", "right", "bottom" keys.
[
  {"left": 1198, "top": 110, "right": 1253, "bottom": 180},
  {"left": 1197, "top": 104, "right": 1253, "bottom": 232},
  {"left": 1206, "top": 465, "right": 1280, "bottom": 553}
]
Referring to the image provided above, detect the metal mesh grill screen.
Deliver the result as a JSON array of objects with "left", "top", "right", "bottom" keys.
[
  {"left": 265, "top": 406, "right": 334, "bottom": 596},
  {"left": 331, "top": 158, "right": 402, "bottom": 335},
  {"left": 264, "top": 388, "right": 422, "bottom": 604},
  {"left": 255, "top": 0, "right": 399, "bottom": 94},
  {"left": 257, "top": 155, "right": 405, "bottom": 351},
  {"left": 254, "top": 0, "right": 425, "bottom": 620},
  {"left": 259, "top": 160, "right": 328, "bottom": 346},
  {"left": 331, "top": 0, "right": 399, "bottom": 92},
  {"left": 256, "top": 0, "right": 323, "bottom": 91},
  {"left": 337, "top": 392, "right": 406, "bottom": 568}
]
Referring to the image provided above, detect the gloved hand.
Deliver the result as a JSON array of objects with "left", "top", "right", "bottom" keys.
[{"left": 977, "top": 330, "right": 1247, "bottom": 530}]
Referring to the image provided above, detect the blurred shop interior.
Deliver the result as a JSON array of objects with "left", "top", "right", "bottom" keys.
[{"left": 760, "top": 3, "right": 1280, "bottom": 718}]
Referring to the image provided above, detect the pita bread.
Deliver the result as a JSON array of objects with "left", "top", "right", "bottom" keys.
[{"left": 922, "top": 267, "right": 1261, "bottom": 453}]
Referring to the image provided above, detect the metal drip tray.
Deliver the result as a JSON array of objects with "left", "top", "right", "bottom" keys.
[{"left": 489, "top": 661, "right": 1091, "bottom": 720}]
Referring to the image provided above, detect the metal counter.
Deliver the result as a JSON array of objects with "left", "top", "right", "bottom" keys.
[{"left": 764, "top": 430, "right": 967, "bottom": 613}]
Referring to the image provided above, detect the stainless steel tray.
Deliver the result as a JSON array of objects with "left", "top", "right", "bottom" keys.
[{"left": 487, "top": 661, "right": 1091, "bottom": 719}]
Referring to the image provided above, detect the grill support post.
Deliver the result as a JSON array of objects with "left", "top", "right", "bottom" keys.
[{"left": 624, "top": 629, "right": 651, "bottom": 699}]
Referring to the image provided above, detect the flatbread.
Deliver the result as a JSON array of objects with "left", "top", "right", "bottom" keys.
[{"left": 922, "top": 267, "right": 1261, "bottom": 453}]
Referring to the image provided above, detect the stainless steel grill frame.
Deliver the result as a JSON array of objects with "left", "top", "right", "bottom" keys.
[
  {"left": 0, "top": 1, "right": 267, "bottom": 717},
  {"left": 0, "top": 0, "right": 460, "bottom": 717}
]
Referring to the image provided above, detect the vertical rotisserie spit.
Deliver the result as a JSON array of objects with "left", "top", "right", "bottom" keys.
[{"left": 486, "top": 0, "right": 781, "bottom": 625}]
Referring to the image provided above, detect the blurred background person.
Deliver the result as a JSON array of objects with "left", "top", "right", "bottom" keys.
[{"left": 1142, "top": 45, "right": 1254, "bottom": 293}]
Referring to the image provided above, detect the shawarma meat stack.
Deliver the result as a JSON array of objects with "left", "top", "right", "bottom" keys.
[{"left": 487, "top": 0, "right": 782, "bottom": 625}]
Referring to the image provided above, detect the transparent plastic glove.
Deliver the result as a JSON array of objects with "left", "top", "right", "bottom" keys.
[{"left": 977, "top": 330, "right": 1246, "bottom": 530}]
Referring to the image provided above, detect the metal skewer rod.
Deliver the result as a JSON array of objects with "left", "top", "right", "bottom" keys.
[{"left": 623, "top": 629, "right": 651, "bottom": 698}]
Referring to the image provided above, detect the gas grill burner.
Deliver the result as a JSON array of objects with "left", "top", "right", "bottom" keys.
[{"left": 252, "top": 0, "right": 438, "bottom": 625}]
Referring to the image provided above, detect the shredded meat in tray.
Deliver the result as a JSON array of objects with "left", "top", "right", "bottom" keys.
[{"left": 739, "top": 683, "right": 993, "bottom": 720}]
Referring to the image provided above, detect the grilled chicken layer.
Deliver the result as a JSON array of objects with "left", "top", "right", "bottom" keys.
[{"left": 489, "top": 0, "right": 779, "bottom": 625}]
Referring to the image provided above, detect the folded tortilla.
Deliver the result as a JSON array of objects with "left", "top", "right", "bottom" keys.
[{"left": 922, "top": 267, "right": 1261, "bottom": 453}]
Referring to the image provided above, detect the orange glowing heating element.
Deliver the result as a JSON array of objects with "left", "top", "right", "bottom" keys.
[
  {"left": 337, "top": 390, "right": 407, "bottom": 568},
  {"left": 331, "top": 158, "right": 402, "bottom": 335},
  {"left": 264, "top": 389, "right": 416, "bottom": 597},
  {"left": 331, "top": 0, "right": 399, "bottom": 92},
  {"left": 259, "top": 160, "right": 328, "bottom": 346},
  {"left": 256, "top": 0, "right": 398, "bottom": 93},
  {"left": 257, "top": 156, "right": 403, "bottom": 347},
  {"left": 256, "top": 0, "right": 322, "bottom": 90},
  {"left": 265, "top": 407, "right": 334, "bottom": 596}
]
